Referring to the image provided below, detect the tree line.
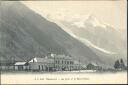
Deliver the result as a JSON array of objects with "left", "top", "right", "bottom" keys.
[{"left": 114, "top": 58, "right": 126, "bottom": 70}]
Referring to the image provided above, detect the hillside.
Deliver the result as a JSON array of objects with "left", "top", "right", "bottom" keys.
[{"left": 0, "top": 1, "right": 117, "bottom": 67}]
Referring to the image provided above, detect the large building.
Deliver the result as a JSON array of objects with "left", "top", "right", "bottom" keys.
[{"left": 28, "top": 53, "right": 85, "bottom": 71}]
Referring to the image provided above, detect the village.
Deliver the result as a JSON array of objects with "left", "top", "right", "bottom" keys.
[{"left": 0, "top": 53, "right": 127, "bottom": 72}]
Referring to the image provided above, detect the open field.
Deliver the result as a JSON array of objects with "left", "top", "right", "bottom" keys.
[{"left": 1, "top": 71, "right": 127, "bottom": 84}]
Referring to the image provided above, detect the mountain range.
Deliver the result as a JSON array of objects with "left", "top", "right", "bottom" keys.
[
  {"left": 51, "top": 14, "right": 127, "bottom": 64},
  {"left": 0, "top": 1, "right": 126, "bottom": 67}
]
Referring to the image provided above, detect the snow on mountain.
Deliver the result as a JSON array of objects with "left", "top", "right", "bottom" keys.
[
  {"left": 47, "top": 14, "right": 121, "bottom": 55},
  {"left": 85, "top": 15, "right": 106, "bottom": 28},
  {"left": 72, "top": 20, "right": 86, "bottom": 28},
  {"left": 54, "top": 20, "right": 115, "bottom": 55},
  {"left": 56, "top": 14, "right": 125, "bottom": 52},
  {"left": 78, "top": 38, "right": 116, "bottom": 54},
  {"left": 72, "top": 15, "right": 106, "bottom": 28},
  {"left": 53, "top": 13, "right": 119, "bottom": 32},
  {"left": 46, "top": 14, "right": 127, "bottom": 65}
]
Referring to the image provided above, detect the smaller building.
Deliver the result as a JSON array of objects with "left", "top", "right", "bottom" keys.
[
  {"left": 86, "top": 63, "right": 102, "bottom": 70},
  {"left": 0, "top": 62, "right": 15, "bottom": 70},
  {"left": 14, "top": 62, "right": 29, "bottom": 71}
]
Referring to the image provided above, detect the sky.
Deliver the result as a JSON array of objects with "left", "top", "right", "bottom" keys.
[{"left": 22, "top": 0, "right": 127, "bottom": 31}]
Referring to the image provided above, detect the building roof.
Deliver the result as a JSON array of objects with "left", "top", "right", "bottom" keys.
[
  {"left": 46, "top": 53, "right": 72, "bottom": 60},
  {"left": 88, "top": 63, "right": 98, "bottom": 66},
  {"left": 49, "top": 54, "right": 72, "bottom": 59},
  {"left": 29, "top": 57, "right": 54, "bottom": 63},
  {"left": 14, "top": 62, "right": 26, "bottom": 65}
]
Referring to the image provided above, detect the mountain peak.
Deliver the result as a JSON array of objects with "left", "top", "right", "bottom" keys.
[{"left": 86, "top": 14, "right": 106, "bottom": 28}]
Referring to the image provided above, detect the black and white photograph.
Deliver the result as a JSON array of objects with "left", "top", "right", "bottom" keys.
[{"left": 0, "top": 0, "right": 127, "bottom": 84}]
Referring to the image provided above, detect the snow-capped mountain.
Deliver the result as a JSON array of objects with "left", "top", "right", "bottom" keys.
[
  {"left": 49, "top": 14, "right": 127, "bottom": 62},
  {"left": 72, "top": 15, "right": 106, "bottom": 28},
  {"left": 54, "top": 21, "right": 115, "bottom": 55}
]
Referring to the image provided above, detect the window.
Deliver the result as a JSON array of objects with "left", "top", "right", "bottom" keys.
[
  {"left": 42, "top": 65, "right": 43, "bottom": 70},
  {"left": 70, "top": 61, "right": 74, "bottom": 64},
  {"left": 58, "top": 61, "right": 60, "bottom": 64},
  {"left": 67, "top": 61, "right": 69, "bottom": 64},
  {"left": 38, "top": 65, "right": 40, "bottom": 70},
  {"left": 55, "top": 60, "right": 57, "bottom": 64},
  {"left": 65, "top": 61, "right": 67, "bottom": 64},
  {"left": 70, "top": 61, "right": 72, "bottom": 64}
]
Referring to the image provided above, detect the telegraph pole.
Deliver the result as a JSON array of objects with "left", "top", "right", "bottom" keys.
[
  {"left": 54, "top": 54, "right": 55, "bottom": 71},
  {"left": 79, "top": 58, "right": 80, "bottom": 72},
  {"left": 13, "top": 56, "right": 15, "bottom": 70}
]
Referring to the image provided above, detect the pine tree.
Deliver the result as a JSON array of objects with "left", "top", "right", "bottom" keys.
[
  {"left": 120, "top": 58, "right": 125, "bottom": 70},
  {"left": 114, "top": 60, "right": 120, "bottom": 69}
]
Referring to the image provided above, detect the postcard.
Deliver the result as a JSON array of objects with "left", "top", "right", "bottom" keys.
[{"left": 0, "top": 0, "right": 127, "bottom": 84}]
